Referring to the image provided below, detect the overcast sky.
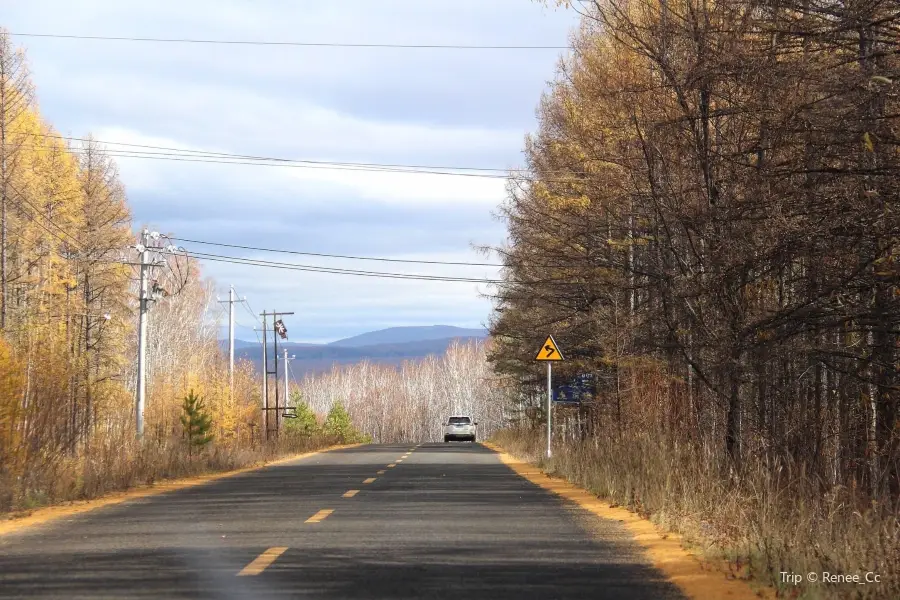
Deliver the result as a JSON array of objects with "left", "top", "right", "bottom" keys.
[{"left": 5, "top": 1, "right": 577, "bottom": 343}]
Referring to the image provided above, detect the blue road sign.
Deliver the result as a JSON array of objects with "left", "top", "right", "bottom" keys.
[{"left": 552, "top": 373, "right": 595, "bottom": 403}]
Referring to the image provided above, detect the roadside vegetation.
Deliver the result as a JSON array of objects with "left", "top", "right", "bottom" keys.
[
  {"left": 485, "top": 2, "right": 899, "bottom": 598},
  {"left": 297, "top": 340, "right": 506, "bottom": 443},
  {"left": 0, "top": 31, "right": 347, "bottom": 516}
]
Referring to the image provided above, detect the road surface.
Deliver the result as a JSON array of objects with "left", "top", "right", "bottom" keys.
[{"left": 0, "top": 444, "right": 684, "bottom": 599}]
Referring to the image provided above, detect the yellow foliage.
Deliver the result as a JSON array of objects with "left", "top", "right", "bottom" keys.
[{"left": 0, "top": 337, "right": 24, "bottom": 452}]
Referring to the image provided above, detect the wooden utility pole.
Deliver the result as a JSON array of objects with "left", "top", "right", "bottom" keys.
[{"left": 260, "top": 310, "right": 294, "bottom": 440}]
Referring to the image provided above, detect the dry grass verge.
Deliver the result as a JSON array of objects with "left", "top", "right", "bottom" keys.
[
  {"left": 0, "top": 432, "right": 343, "bottom": 518},
  {"left": 492, "top": 428, "right": 898, "bottom": 600},
  {"left": 0, "top": 442, "right": 357, "bottom": 538}
]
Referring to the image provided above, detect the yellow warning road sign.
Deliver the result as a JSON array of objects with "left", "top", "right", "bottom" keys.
[{"left": 535, "top": 335, "right": 564, "bottom": 361}]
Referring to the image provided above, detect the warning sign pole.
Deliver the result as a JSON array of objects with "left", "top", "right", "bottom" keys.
[
  {"left": 546, "top": 361, "right": 552, "bottom": 458},
  {"left": 535, "top": 334, "right": 563, "bottom": 459}
]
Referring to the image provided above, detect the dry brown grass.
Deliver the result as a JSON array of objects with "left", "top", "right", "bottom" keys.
[
  {"left": 492, "top": 428, "right": 899, "bottom": 600},
  {"left": 0, "top": 430, "right": 336, "bottom": 516}
]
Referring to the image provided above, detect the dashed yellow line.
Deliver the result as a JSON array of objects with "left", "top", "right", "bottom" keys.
[
  {"left": 377, "top": 470, "right": 386, "bottom": 475},
  {"left": 363, "top": 477, "right": 377, "bottom": 484},
  {"left": 237, "top": 547, "right": 288, "bottom": 576},
  {"left": 0, "top": 443, "right": 363, "bottom": 540},
  {"left": 343, "top": 489, "right": 359, "bottom": 498},
  {"left": 305, "top": 509, "right": 334, "bottom": 523},
  {"left": 388, "top": 463, "right": 396, "bottom": 468}
]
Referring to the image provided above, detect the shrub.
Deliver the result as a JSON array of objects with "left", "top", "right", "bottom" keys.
[
  {"left": 283, "top": 396, "right": 319, "bottom": 437},
  {"left": 180, "top": 389, "right": 214, "bottom": 456},
  {"left": 322, "top": 403, "right": 369, "bottom": 444}
]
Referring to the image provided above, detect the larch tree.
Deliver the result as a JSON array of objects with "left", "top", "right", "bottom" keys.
[{"left": 0, "top": 30, "right": 34, "bottom": 330}]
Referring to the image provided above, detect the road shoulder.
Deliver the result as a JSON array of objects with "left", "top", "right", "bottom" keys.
[
  {"left": 0, "top": 443, "right": 361, "bottom": 539},
  {"left": 482, "top": 441, "right": 774, "bottom": 600}
]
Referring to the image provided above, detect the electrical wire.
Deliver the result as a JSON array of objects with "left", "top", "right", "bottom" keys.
[
  {"left": 285, "top": 356, "right": 303, "bottom": 400},
  {"left": 0, "top": 183, "right": 504, "bottom": 283},
  {"left": 9, "top": 32, "right": 569, "bottom": 50},
  {"left": 22, "top": 132, "right": 518, "bottom": 175},
  {"left": 57, "top": 145, "right": 516, "bottom": 180},
  {"left": 50, "top": 146, "right": 594, "bottom": 185},
  {"left": 184, "top": 252, "right": 502, "bottom": 283},
  {"left": 172, "top": 237, "right": 502, "bottom": 267},
  {"left": 180, "top": 250, "right": 502, "bottom": 283},
  {"left": 10, "top": 198, "right": 79, "bottom": 250},
  {"left": 240, "top": 293, "right": 263, "bottom": 327},
  {"left": 5, "top": 181, "right": 84, "bottom": 250},
  {"left": 19, "top": 134, "right": 599, "bottom": 184}
]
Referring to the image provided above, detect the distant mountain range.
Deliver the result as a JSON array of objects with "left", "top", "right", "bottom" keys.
[
  {"left": 220, "top": 325, "right": 488, "bottom": 378},
  {"left": 328, "top": 325, "right": 487, "bottom": 348}
]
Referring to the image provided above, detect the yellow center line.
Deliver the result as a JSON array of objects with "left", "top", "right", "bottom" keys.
[
  {"left": 363, "top": 477, "right": 377, "bottom": 484},
  {"left": 237, "top": 547, "right": 288, "bottom": 576},
  {"left": 343, "top": 489, "right": 359, "bottom": 498},
  {"left": 388, "top": 463, "right": 396, "bottom": 468},
  {"left": 377, "top": 470, "right": 386, "bottom": 475},
  {"left": 305, "top": 509, "right": 334, "bottom": 523}
]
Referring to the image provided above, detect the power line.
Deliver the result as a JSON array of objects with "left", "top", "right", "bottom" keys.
[
  {"left": 241, "top": 297, "right": 263, "bottom": 327},
  {"left": 58, "top": 145, "right": 582, "bottom": 185},
  {"left": 3, "top": 181, "right": 504, "bottom": 282},
  {"left": 9, "top": 32, "right": 568, "bottom": 50},
  {"left": 5, "top": 182, "right": 83, "bottom": 251},
  {"left": 24, "top": 132, "right": 515, "bottom": 173},
  {"left": 285, "top": 355, "right": 297, "bottom": 398},
  {"left": 19, "top": 134, "right": 519, "bottom": 179},
  {"left": 20, "top": 134, "right": 596, "bottom": 185},
  {"left": 9, "top": 196, "right": 80, "bottom": 251},
  {"left": 185, "top": 250, "right": 501, "bottom": 283},
  {"left": 230, "top": 286, "right": 263, "bottom": 327},
  {"left": 180, "top": 250, "right": 503, "bottom": 284},
  {"left": 171, "top": 237, "right": 502, "bottom": 267},
  {"left": 66, "top": 148, "right": 512, "bottom": 179}
]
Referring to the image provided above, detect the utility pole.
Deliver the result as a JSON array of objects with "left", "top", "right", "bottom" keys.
[
  {"left": 260, "top": 310, "right": 294, "bottom": 439},
  {"left": 261, "top": 312, "right": 268, "bottom": 440},
  {"left": 133, "top": 230, "right": 182, "bottom": 438},
  {"left": 272, "top": 309, "right": 279, "bottom": 435},
  {"left": 228, "top": 285, "right": 235, "bottom": 389},
  {"left": 135, "top": 230, "right": 150, "bottom": 438},
  {"left": 282, "top": 349, "right": 295, "bottom": 408},
  {"left": 218, "top": 285, "right": 244, "bottom": 394}
]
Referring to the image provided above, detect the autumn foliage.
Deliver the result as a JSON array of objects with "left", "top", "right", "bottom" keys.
[
  {"left": 299, "top": 340, "right": 507, "bottom": 443},
  {"left": 0, "top": 31, "right": 308, "bottom": 513},
  {"left": 490, "top": 1, "right": 899, "bottom": 596}
]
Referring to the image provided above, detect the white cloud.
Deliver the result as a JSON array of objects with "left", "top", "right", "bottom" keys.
[
  {"left": 199, "top": 251, "right": 497, "bottom": 343},
  {"left": 93, "top": 122, "right": 508, "bottom": 206},
  {"left": 5, "top": 0, "right": 575, "bottom": 338}
]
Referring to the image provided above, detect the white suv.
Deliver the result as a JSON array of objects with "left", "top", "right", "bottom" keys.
[{"left": 443, "top": 415, "right": 477, "bottom": 443}]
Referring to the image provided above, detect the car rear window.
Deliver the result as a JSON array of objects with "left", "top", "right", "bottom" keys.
[{"left": 448, "top": 417, "right": 471, "bottom": 425}]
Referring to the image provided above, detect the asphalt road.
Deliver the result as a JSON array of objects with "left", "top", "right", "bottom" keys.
[{"left": 0, "top": 443, "right": 684, "bottom": 599}]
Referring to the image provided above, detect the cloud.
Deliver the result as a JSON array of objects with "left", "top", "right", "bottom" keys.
[
  {"left": 5, "top": 0, "right": 575, "bottom": 340},
  {"left": 91, "top": 124, "right": 510, "bottom": 207},
  {"left": 198, "top": 251, "right": 497, "bottom": 343}
]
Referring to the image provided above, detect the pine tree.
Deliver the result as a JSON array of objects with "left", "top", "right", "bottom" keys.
[
  {"left": 180, "top": 389, "right": 213, "bottom": 456},
  {"left": 323, "top": 403, "right": 356, "bottom": 443},
  {"left": 284, "top": 391, "right": 318, "bottom": 437}
]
